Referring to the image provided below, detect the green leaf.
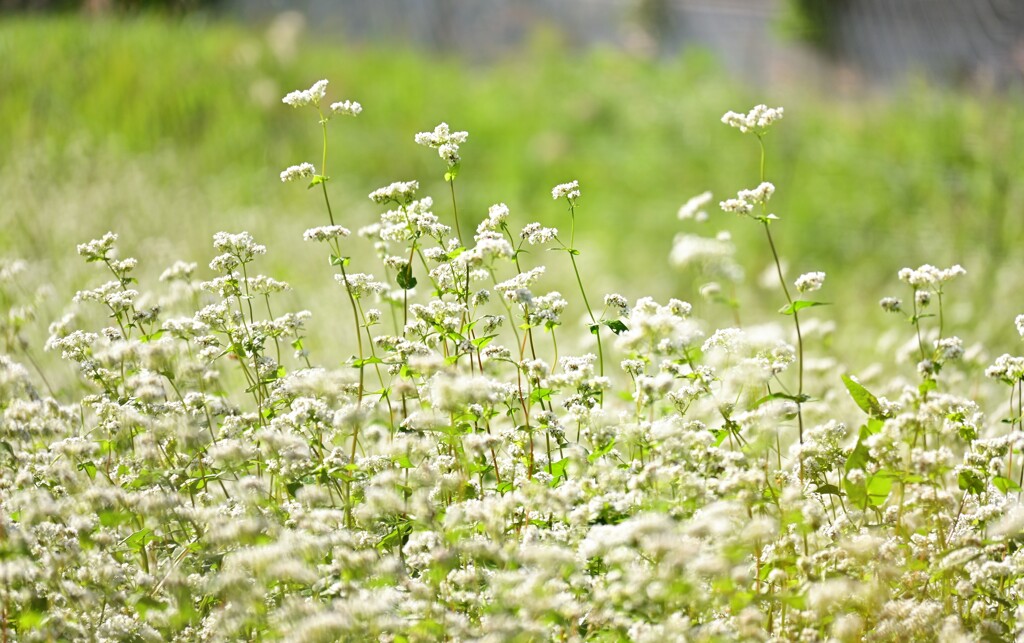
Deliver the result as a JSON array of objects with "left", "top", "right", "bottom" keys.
[
  {"left": 778, "top": 300, "right": 829, "bottom": 315},
  {"left": 77, "top": 461, "right": 97, "bottom": 480},
  {"left": 814, "top": 483, "right": 843, "bottom": 496},
  {"left": 307, "top": 174, "right": 327, "bottom": 189},
  {"left": 471, "top": 335, "right": 496, "bottom": 349},
  {"left": 919, "top": 378, "right": 937, "bottom": 396},
  {"left": 866, "top": 472, "right": 895, "bottom": 506},
  {"left": 958, "top": 469, "right": 986, "bottom": 495},
  {"left": 992, "top": 475, "right": 1022, "bottom": 494},
  {"left": 396, "top": 262, "right": 417, "bottom": 290},
  {"left": 98, "top": 509, "right": 134, "bottom": 527},
  {"left": 587, "top": 438, "right": 616, "bottom": 463},
  {"left": 353, "top": 356, "right": 383, "bottom": 367},
  {"left": 377, "top": 521, "right": 413, "bottom": 550},
  {"left": 751, "top": 392, "right": 811, "bottom": 409},
  {"left": 842, "top": 374, "right": 886, "bottom": 418},
  {"left": 18, "top": 610, "right": 45, "bottom": 630},
  {"left": 548, "top": 458, "right": 569, "bottom": 486},
  {"left": 133, "top": 595, "right": 168, "bottom": 618},
  {"left": 329, "top": 254, "right": 350, "bottom": 267},
  {"left": 529, "top": 388, "right": 554, "bottom": 405},
  {"left": 123, "top": 528, "right": 157, "bottom": 553},
  {"left": 444, "top": 162, "right": 461, "bottom": 182},
  {"left": 602, "top": 320, "right": 628, "bottom": 335}
]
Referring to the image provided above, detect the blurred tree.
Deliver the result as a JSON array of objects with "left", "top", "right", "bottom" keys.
[{"left": 0, "top": 0, "right": 219, "bottom": 12}]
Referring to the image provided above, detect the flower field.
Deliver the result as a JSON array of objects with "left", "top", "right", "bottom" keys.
[{"left": 2, "top": 16, "right": 1024, "bottom": 643}]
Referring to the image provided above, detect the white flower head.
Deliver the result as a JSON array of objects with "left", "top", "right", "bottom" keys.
[
  {"left": 551, "top": 180, "right": 581, "bottom": 202},
  {"left": 414, "top": 122, "right": 468, "bottom": 167},
  {"left": 280, "top": 162, "right": 315, "bottom": 183},
  {"left": 1016, "top": 314, "right": 1024, "bottom": 337},
  {"left": 303, "top": 225, "right": 351, "bottom": 242},
  {"left": 678, "top": 191, "right": 713, "bottom": 221},
  {"left": 330, "top": 100, "right": 362, "bottom": 116},
  {"left": 722, "top": 104, "right": 785, "bottom": 133},
  {"left": 369, "top": 181, "right": 419, "bottom": 205},
  {"left": 282, "top": 79, "right": 329, "bottom": 108},
  {"left": 795, "top": 271, "right": 826, "bottom": 293}
]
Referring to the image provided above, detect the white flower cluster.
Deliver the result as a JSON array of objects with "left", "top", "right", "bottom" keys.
[
  {"left": 677, "top": 191, "right": 713, "bottom": 221},
  {"left": 368, "top": 180, "right": 419, "bottom": 205},
  {"left": 281, "top": 79, "right": 329, "bottom": 108},
  {"left": 520, "top": 222, "right": 558, "bottom": 245},
  {"left": 897, "top": 264, "right": 966, "bottom": 288},
  {"left": 280, "top": 162, "right": 315, "bottom": 182},
  {"left": 551, "top": 180, "right": 581, "bottom": 201},
  {"left": 721, "top": 104, "right": 785, "bottom": 133},
  {"left": 794, "top": 271, "right": 826, "bottom": 293},
  {"left": 303, "top": 225, "right": 351, "bottom": 242},
  {"left": 330, "top": 99, "right": 362, "bottom": 116},
  {"left": 414, "top": 122, "right": 468, "bottom": 166},
  {"left": 719, "top": 182, "right": 775, "bottom": 215}
]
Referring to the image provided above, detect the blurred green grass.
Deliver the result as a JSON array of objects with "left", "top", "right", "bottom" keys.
[{"left": 2, "top": 14, "right": 1023, "bottom": 363}]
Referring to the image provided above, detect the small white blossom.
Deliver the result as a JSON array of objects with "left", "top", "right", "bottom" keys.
[
  {"left": 303, "top": 225, "right": 351, "bottom": 242},
  {"left": 329, "top": 100, "right": 362, "bottom": 116},
  {"left": 721, "top": 104, "right": 785, "bottom": 133},
  {"left": 795, "top": 271, "right": 826, "bottom": 293},
  {"left": 280, "top": 162, "right": 315, "bottom": 182},
  {"left": 551, "top": 180, "right": 581, "bottom": 201},
  {"left": 282, "top": 79, "right": 329, "bottom": 108},
  {"left": 678, "top": 191, "right": 713, "bottom": 221}
]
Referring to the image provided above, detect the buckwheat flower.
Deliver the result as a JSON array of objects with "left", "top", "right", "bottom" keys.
[
  {"left": 329, "top": 99, "right": 361, "bottom": 116},
  {"left": 494, "top": 266, "right": 546, "bottom": 302},
  {"left": 282, "top": 78, "right": 328, "bottom": 108},
  {"left": 917, "top": 359, "right": 938, "bottom": 376},
  {"left": 604, "top": 293, "right": 629, "bottom": 315},
  {"left": 415, "top": 122, "right": 468, "bottom": 168},
  {"left": 915, "top": 290, "right": 931, "bottom": 307},
  {"left": 414, "top": 122, "right": 468, "bottom": 148},
  {"left": 551, "top": 180, "right": 581, "bottom": 201},
  {"left": 76, "top": 231, "right": 118, "bottom": 260},
  {"left": 335, "top": 273, "right": 386, "bottom": 298},
  {"left": 795, "top": 271, "right": 825, "bottom": 293},
  {"left": 880, "top": 297, "right": 902, "bottom": 313},
  {"left": 368, "top": 180, "right": 419, "bottom": 205},
  {"left": 702, "top": 328, "right": 744, "bottom": 354},
  {"left": 303, "top": 225, "right": 351, "bottom": 242},
  {"left": 280, "top": 162, "right": 315, "bottom": 182},
  {"left": 699, "top": 282, "right": 721, "bottom": 301},
  {"left": 482, "top": 203, "right": 510, "bottom": 230},
  {"left": 719, "top": 197, "right": 753, "bottom": 215},
  {"left": 985, "top": 354, "right": 1024, "bottom": 383},
  {"left": 0, "top": 258, "right": 27, "bottom": 282},
  {"left": 738, "top": 181, "right": 775, "bottom": 204},
  {"left": 721, "top": 104, "right": 784, "bottom": 133},
  {"left": 249, "top": 275, "right": 291, "bottom": 295},
  {"left": 213, "top": 231, "right": 266, "bottom": 259},
  {"left": 898, "top": 263, "right": 966, "bottom": 288},
  {"left": 1015, "top": 314, "right": 1024, "bottom": 337},
  {"left": 159, "top": 260, "right": 196, "bottom": 282},
  {"left": 934, "top": 337, "right": 964, "bottom": 361},
  {"left": 678, "top": 191, "right": 713, "bottom": 221},
  {"left": 520, "top": 222, "right": 558, "bottom": 245}
]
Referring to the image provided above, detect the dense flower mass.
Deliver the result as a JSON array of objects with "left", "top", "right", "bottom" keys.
[{"left": 2, "top": 88, "right": 1022, "bottom": 643}]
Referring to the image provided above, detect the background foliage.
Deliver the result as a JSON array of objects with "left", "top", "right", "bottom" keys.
[{"left": 3, "top": 15, "right": 1023, "bottom": 369}]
